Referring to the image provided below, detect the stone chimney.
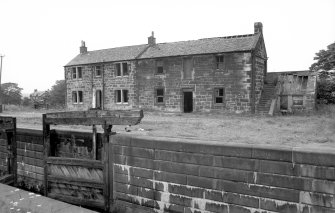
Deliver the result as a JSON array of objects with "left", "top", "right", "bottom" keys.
[
  {"left": 80, "top": 40, "right": 87, "bottom": 54},
  {"left": 254, "top": 22, "right": 263, "bottom": 34},
  {"left": 148, "top": 31, "right": 156, "bottom": 46}
]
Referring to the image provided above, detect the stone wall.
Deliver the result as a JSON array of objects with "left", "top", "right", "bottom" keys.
[
  {"left": 111, "top": 135, "right": 335, "bottom": 213},
  {"left": 136, "top": 53, "right": 252, "bottom": 112}
]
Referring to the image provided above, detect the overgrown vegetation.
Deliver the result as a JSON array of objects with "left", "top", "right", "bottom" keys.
[{"left": 310, "top": 41, "right": 335, "bottom": 104}]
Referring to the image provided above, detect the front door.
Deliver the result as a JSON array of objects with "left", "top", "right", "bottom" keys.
[{"left": 183, "top": 91, "right": 193, "bottom": 113}]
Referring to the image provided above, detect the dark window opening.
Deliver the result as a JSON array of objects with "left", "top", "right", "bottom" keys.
[
  {"left": 302, "top": 76, "right": 308, "bottom": 89},
  {"left": 214, "top": 88, "right": 225, "bottom": 104},
  {"left": 77, "top": 67, "right": 82, "bottom": 78},
  {"left": 96, "top": 90, "right": 102, "bottom": 108},
  {"left": 116, "top": 90, "right": 122, "bottom": 103},
  {"left": 72, "top": 68, "right": 77, "bottom": 79},
  {"left": 95, "top": 66, "right": 101, "bottom": 77},
  {"left": 183, "top": 57, "right": 193, "bottom": 79},
  {"left": 216, "top": 55, "right": 224, "bottom": 70},
  {"left": 72, "top": 91, "right": 78, "bottom": 103},
  {"left": 122, "top": 63, "right": 128, "bottom": 76},
  {"left": 156, "top": 60, "right": 164, "bottom": 74},
  {"left": 123, "top": 90, "right": 129, "bottom": 103},
  {"left": 115, "top": 89, "right": 128, "bottom": 104},
  {"left": 78, "top": 91, "right": 83, "bottom": 103},
  {"left": 156, "top": 88, "right": 164, "bottom": 104},
  {"left": 116, "top": 63, "right": 121, "bottom": 76}
]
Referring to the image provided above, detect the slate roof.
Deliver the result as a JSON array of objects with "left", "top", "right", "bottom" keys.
[
  {"left": 65, "top": 44, "right": 148, "bottom": 66},
  {"left": 65, "top": 33, "right": 261, "bottom": 66}
]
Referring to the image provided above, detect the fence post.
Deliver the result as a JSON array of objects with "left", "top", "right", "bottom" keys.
[
  {"left": 42, "top": 114, "right": 50, "bottom": 196},
  {"left": 103, "top": 123, "right": 112, "bottom": 213}
]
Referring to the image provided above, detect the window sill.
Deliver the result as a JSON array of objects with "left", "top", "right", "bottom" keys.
[{"left": 116, "top": 102, "right": 129, "bottom": 105}]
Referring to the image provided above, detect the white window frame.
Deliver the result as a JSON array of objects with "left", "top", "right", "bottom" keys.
[
  {"left": 95, "top": 65, "right": 101, "bottom": 77},
  {"left": 71, "top": 67, "right": 83, "bottom": 79},
  {"left": 115, "top": 89, "right": 129, "bottom": 104},
  {"left": 72, "top": 90, "right": 83, "bottom": 104},
  {"left": 115, "top": 62, "right": 130, "bottom": 77}
]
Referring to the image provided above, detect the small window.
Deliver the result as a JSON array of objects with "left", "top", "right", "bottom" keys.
[
  {"left": 72, "top": 68, "right": 77, "bottom": 79},
  {"left": 214, "top": 88, "right": 225, "bottom": 104},
  {"left": 122, "top": 63, "right": 128, "bottom": 76},
  {"left": 293, "top": 95, "right": 303, "bottom": 106},
  {"left": 156, "top": 60, "right": 164, "bottom": 74},
  {"left": 123, "top": 90, "right": 129, "bottom": 103},
  {"left": 302, "top": 76, "right": 308, "bottom": 89},
  {"left": 156, "top": 88, "right": 164, "bottom": 104},
  {"left": 72, "top": 91, "right": 77, "bottom": 103},
  {"left": 115, "top": 90, "right": 122, "bottom": 103},
  {"left": 216, "top": 55, "right": 224, "bottom": 70},
  {"left": 95, "top": 66, "right": 101, "bottom": 77},
  {"left": 115, "top": 89, "right": 129, "bottom": 104},
  {"left": 183, "top": 57, "right": 193, "bottom": 79},
  {"left": 116, "top": 64, "right": 121, "bottom": 76},
  {"left": 96, "top": 90, "right": 102, "bottom": 108},
  {"left": 78, "top": 91, "right": 83, "bottom": 103},
  {"left": 77, "top": 67, "right": 82, "bottom": 78}
]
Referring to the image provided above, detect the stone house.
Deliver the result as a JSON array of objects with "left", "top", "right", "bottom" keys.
[{"left": 64, "top": 22, "right": 267, "bottom": 113}]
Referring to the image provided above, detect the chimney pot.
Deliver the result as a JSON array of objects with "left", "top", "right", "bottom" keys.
[
  {"left": 254, "top": 22, "right": 263, "bottom": 34},
  {"left": 80, "top": 40, "right": 87, "bottom": 54}
]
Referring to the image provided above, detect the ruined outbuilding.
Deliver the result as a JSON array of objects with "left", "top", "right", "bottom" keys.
[
  {"left": 260, "top": 71, "right": 317, "bottom": 114},
  {"left": 65, "top": 22, "right": 267, "bottom": 113}
]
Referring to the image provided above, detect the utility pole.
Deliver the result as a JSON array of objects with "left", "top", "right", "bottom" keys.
[{"left": 0, "top": 54, "right": 4, "bottom": 113}]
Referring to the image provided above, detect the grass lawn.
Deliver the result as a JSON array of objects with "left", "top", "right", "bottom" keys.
[{"left": 2, "top": 105, "right": 335, "bottom": 149}]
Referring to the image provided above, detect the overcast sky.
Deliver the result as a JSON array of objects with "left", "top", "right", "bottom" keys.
[{"left": 0, "top": 0, "right": 334, "bottom": 94}]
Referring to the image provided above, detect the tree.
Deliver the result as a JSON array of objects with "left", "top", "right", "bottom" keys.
[
  {"left": 310, "top": 42, "right": 335, "bottom": 104},
  {"left": 0, "top": 82, "right": 23, "bottom": 105},
  {"left": 22, "top": 97, "right": 31, "bottom": 106},
  {"left": 310, "top": 42, "right": 335, "bottom": 79},
  {"left": 48, "top": 80, "right": 66, "bottom": 107}
]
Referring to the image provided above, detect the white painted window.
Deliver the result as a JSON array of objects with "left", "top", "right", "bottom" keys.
[
  {"left": 115, "top": 63, "right": 129, "bottom": 76},
  {"left": 115, "top": 89, "right": 129, "bottom": 104},
  {"left": 72, "top": 67, "right": 83, "bottom": 79},
  {"left": 72, "top": 91, "right": 83, "bottom": 104}
]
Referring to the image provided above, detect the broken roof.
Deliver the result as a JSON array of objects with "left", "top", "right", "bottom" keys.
[{"left": 65, "top": 33, "right": 261, "bottom": 66}]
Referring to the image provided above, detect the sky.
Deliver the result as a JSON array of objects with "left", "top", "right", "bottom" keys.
[{"left": 0, "top": 0, "right": 334, "bottom": 95}]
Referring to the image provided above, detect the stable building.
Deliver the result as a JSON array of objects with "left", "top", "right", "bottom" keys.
[{"left": 65, "top": 22, "right": 267, "bottom": 113}]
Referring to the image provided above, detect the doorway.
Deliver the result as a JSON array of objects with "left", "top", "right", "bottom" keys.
[
  {"left": 183, "top": 91, "right": 193, "bottom": 113},
  {"left": 96, "top": 90, "right": 102, "bottom": 109}
]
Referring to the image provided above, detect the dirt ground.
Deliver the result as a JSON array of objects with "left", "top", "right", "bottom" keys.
[{"left": 2, "top": 105, "right": 335, "bottom": 149}]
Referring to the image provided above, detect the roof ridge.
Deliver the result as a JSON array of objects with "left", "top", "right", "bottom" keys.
[{"left": 88, "top": 43, "right": 148, "bottom": 53}]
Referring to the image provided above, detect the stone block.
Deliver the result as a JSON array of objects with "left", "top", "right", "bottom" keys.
[
  {"left": 168, "top": 184, "right": 204, "bottom": 198},
  {"left": 259, "top": 160, "right": 298, "bottom": 176},
  {"left": 154, "top": 170, "right": 187, "bottom": 185},
  {"left": 205, "top": 202, "right": 228, "bottom": 213},
  {"left": 154, "top": 160, "right": 199, "bottom": 176},
  {"left": 199, "top": 166, "right": 254, "bottom": 183},
  {"left": 113, "top": 145, "right": 154, "bottom": 159},
  {"left": 293, "top": 149, "right": 335, "bottom": 167},
  {"left": 256, "top": 173, "right": 313, "bottom": 191},
  {"left": 187, "top": 176, "right": 213, "bottom": 189},
  {"left": 169, "top": 194, "right": 192, "bottom": 207},
  {"left": 214, "top": 156, "right": 259, "bottom": 171},
  {"left": 252, "top": 146, "right": 292, "bottom": 162},
  {"left": 155, "top": 150, "right": 213, "bottom": 166},
  {"left": 260, "top": 198, "right": 299, "bottom": 212}
]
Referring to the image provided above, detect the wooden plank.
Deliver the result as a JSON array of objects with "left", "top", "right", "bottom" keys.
[
  {"left": 12, "top": 117, "right": 17, "bottom": 186},
  {"left": 46, "top": 157, "right": 103, "bottom": 169},
  {"left": 102, "top": 124, "right": 111, "bottom": 213},
  {"left": 92, "top": 125, "right": 97, "bottom": 160},
  {"left": 47, "top": 175, "right": 103, "bottom": 188},
  {"left": 46, "top": 109, "right": 143, "bottom": 119},
  {"left": 43, "top": 114, "right": 50, "bottom": 196},
  {"left": 17, "top": 148, "right": 43, "bottom": 159},
  {"left": 48, "top": 193, "right": 104, "bottom": 210},
  {"left": 108, "top": 140, "right": 114, "bottom": 205},
  {"left": 45, "top": 116, "right": 142, "bottom": 126},
  {"left": 17, "top": 141, "right": 44, "bottom": 152},
  {"left": 17, "top": 156, "right": 44, "bottom": 167}
]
